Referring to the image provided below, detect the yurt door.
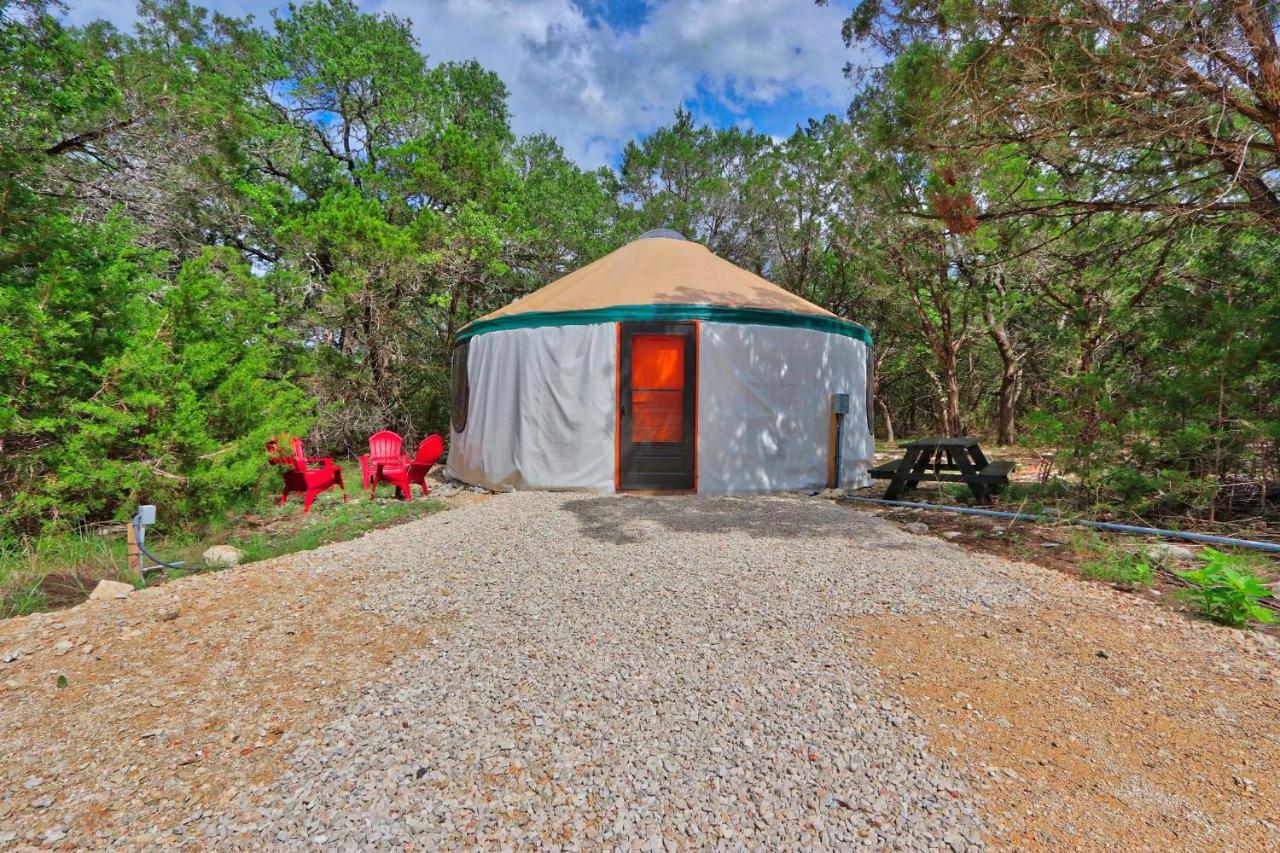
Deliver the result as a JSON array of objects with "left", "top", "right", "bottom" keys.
[{"left": 618, "top": 322, "right": 697, "bottom": 490}]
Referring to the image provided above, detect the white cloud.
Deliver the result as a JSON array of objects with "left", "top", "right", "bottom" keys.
[
  {"left": 383, "top": 0, "right": 860, "bottom": 165},
  {"left": 62, "top": 0, "right": 866, "bottom": 167}
]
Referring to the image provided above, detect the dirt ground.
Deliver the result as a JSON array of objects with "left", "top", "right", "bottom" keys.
[
  {"left": 853, "top": 596, "right": 1280, "bottom": 851},
  {"left": 3, "top": 489, "right": 1279, "bottom": 849},
  {"left": 0, "top": 549, "right": 452, "bottom": 847},
  {"left": 844, "top": 481, "right": 1280, "bottom": 850},
  {"left": 854, "top": 502, "right": 1280, "bottom": 637}
]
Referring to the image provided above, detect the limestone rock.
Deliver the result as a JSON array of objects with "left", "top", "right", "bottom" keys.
[
  {"left": 202, "top": 545, "right": 244, "bottom": 567},
  {"left": 903, "top": 522, "right": 929, "bottom": 535},
  {"left": 89, "top": 580, "right": 134, "bottom": 601},
  {"left": 1144, "top": 543, "right": 1195, "bottom": 563}
]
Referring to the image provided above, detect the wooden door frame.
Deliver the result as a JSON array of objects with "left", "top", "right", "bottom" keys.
[{"left": 614, "top": 320, "right": 699, "bottom": 492}]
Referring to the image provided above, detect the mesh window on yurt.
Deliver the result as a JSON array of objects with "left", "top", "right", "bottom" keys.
[
  {"left": 450, "top": 340, "right": 470, "bottom": 433},
  {"left": 630, "top": 334, "right": 684, "bottom": 443}
]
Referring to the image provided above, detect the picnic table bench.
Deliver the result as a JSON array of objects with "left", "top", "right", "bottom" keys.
[{"left": 868, "top": 436, "right": 1014, "bottom": 503}]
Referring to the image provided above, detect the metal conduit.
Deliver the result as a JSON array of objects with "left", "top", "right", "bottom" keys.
[{"left": 133, "top": 518, "right": 187, "bottom": 571}]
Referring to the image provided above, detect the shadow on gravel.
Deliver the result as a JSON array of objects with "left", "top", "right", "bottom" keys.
[{"left": 563, "top": 494, "right": 908, "bottom": 545}]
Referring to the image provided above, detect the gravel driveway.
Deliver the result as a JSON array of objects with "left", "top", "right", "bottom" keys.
[
  {"left": 4, "top": 491, "right": 1275, "bottom": 850},
  {"left": 191, "top": 492, "right": 1032, "bottom": 850}
]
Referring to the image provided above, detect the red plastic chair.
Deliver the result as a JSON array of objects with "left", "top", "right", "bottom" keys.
[
  {"left": 373, "top": 435, "right": 445, "bottom": 500},
  {"left": 368, "top": 431, "right": 405, "bottom": 467},
  {"left": 366, "top": 430, "right": 407, "bottom": 496},
  {"left": 267, "top": 438, "right": 346, "bottom": 513}
]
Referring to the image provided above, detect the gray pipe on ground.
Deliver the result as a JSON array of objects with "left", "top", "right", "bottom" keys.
[{"left": 842, "top": 495, "right": 1280, "bottom": 554}]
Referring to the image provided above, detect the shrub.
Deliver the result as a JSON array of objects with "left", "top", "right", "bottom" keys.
[{"left": 1175, "top": 548, "right": 1276, "bottom": 628}]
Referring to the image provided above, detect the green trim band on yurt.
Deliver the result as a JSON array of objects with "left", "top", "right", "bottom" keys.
[
  {"left": 455, "top": 304, "right": 872, "bottom": 344},
  {"left": 444, "top": 230, "right": 876, "bottom": 495}
]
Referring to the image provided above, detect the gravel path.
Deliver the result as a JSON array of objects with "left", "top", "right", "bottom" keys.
[
  {"left": 184, "top": 492, "right": 1039, "bottom": 850},
  {"left": 7, "top": 491, "right": 1275, "bottom": 849}
]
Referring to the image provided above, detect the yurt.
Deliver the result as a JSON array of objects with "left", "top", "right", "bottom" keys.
[{"left": 445, "top": 230, "right": 874, "bottom": 494}]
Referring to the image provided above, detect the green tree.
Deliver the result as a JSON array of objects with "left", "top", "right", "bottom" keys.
[
  {"left": 619, "top": 108, "right": 771, "bottom": 265},
  {"left": 830, "top": 0, "right": 1280, "bottom": 232}
]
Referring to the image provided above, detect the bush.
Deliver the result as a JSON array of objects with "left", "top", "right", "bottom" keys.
[
  {"left": 1, "top": 247, "right": 314, "bottom": 539},
  {"left": 1175, "top": 548, "right": 1276, "bottom": 628}
]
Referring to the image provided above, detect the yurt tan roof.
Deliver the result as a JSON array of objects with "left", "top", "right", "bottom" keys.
[{"left": 456, "top": 231, "right": 870, "bottom": 344}]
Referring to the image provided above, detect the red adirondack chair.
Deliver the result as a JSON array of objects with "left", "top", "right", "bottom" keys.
[
  {"left": 372, "top": 435, "right": 445, "bottom": 500},
  {"left": 267, "top": 437, "right": 346, "bottom": 513},
  {"left": 363, "top": 430, "right": 407, "bottom": 494}
]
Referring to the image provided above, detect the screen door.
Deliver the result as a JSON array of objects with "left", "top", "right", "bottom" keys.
[{"left": 618, "top": 322, "right": 697, "bottom": 490}]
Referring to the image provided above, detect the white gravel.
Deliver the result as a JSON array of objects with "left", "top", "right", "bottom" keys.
[{"left": 192, "top": 491, "right": 1039, "bottom": 849}]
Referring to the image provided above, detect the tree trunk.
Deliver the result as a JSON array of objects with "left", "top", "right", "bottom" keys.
[
  {"left": 363, "top": 294, "right": 390, "bottom": 389},
  {"left": 995, "top": 368, "right": 1021, "bottom": 445},
  {"left": 927, "top": 340, "right": 963, "bottom": 437},
  {"left": 877, "top": 397, "right": 895, "bottom": 445},
  {"left": 1076, "top": 330, "right": 1102, "bottom": 446},
  {"left": 984, "top": 298, "right": 1023, "bottom": 445},
  {"left": 941, "top": 360, "right": 962, "bottom": 437}
]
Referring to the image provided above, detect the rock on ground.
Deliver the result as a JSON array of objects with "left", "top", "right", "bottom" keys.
[
  {"left": 87, "top": 579, "right": 133, "bottom": 601},
  {"left": 1144, "top": 542, "right": 1196, "bottom": 563},
  {"left": 202, "top": 544, "right": 245, "bottom": 567}
]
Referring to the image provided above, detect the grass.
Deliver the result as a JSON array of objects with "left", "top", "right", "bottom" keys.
[
  {"left": 1081, "top": 550, "right": 1155, "bottom": 588},
  {"left": 0, "top": 486, "right": 447, "bottom": 618},
  {"left": 1062, "top": 526, "right": 1108, "bottom": 559}
]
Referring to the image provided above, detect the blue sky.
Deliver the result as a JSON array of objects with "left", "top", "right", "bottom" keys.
[{"left": 63, "top": 0, "right": 866, "bottom": 168}]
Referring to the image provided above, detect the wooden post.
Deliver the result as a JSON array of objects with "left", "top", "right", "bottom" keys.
[
  {"left": 126, "top": 522, "right": 143, "bottom": 580},
  {"left": 828, "top": 394, "right": 850, "bottom": 489},
  {"left": 827, "top": 408, "right": 838, "bottom": 489}
]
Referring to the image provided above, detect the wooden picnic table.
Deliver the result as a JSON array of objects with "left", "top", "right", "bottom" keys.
[{"left": 867, "top": 436, "right": 1014, "bottom": 503}]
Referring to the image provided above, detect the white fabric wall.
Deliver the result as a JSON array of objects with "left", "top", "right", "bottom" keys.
[
  {"left": 696, "top": 323, "right": 873, "bottom": 495},
  {"left": 445, "top": 320, "right": 872, "bottom": 495},
  {"left": 445, "top": 323, "right": 616, "bottom": 492}
]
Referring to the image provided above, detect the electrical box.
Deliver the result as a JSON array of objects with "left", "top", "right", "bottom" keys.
[
  {"left": 136, "top": 505, "right": 156, "bottom": 526},
  {"left": 831, "top": 393, "right": 850, "bottom": 415}
]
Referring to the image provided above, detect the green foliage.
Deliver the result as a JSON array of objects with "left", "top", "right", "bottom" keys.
[
  {"left": 0, "top": 0, "right": 621, "bottom": 542},
  {"left": 238, "top": 0, "right": 622, "bottom": 448},
  {"left": 3, "top": 0, "right": 1278, "bottom": 564},
  {"left": 1082, "top": 551, "right": 1154, "bottom": 589},
  {"left": 618, "top": 107, "right": 770, "bottom": 263},
  {"left": 1176, "top": 548, "right": 1276, "bottom": 628},
  {"left": 836, "top": 0, "right": 1280, "bottom": 510},
  {"left": 0, "top": 231, "right": 313, "bottom": 538}
]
